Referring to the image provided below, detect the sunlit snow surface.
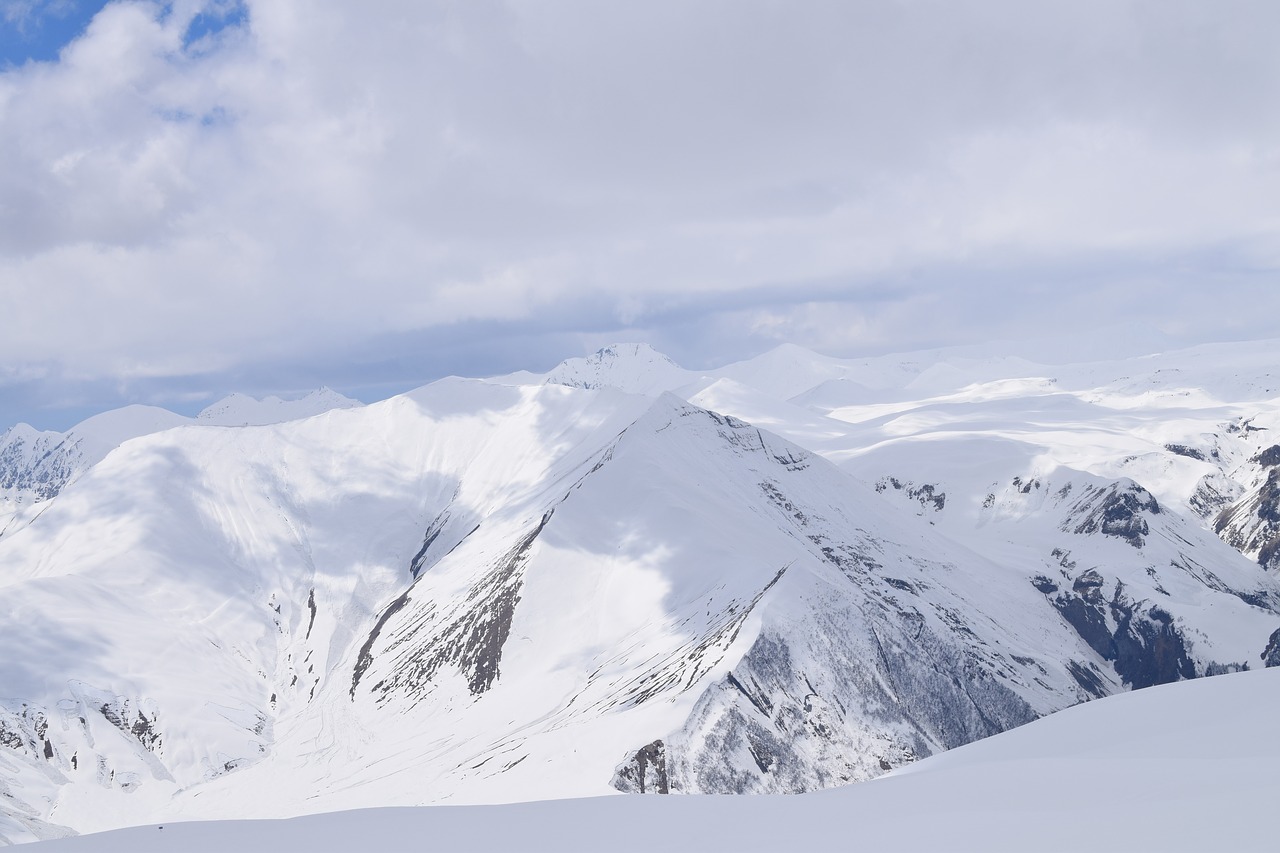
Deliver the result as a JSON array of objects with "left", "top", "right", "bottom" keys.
[
  {"left": 37, "top": 668, "right": 1280, "bottom": 852},
  {"left": 3, "top": 340, "right": 1280, "bottom": 848}
]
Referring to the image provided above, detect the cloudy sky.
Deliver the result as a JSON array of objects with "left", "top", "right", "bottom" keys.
[{"left": 2, "top": 0, "right": 1278, "bottom": 429}]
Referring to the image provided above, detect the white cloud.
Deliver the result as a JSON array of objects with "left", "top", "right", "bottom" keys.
[{"left": 1, "top": 0, "right": 1279, "bottom": 423}]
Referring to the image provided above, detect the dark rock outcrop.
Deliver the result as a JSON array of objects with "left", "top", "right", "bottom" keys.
[
  {"left": 1215, "top": 469, "right": 1280, "bottom": 572},
  {"left": 1255, "top": 445, "right": 1280, "bottom": 468},
  {"left": 362, "top": 510, "right": 554, "bottom": 704},
  {"left": 1164, "top": 443, "right": 1207, "bottom": 461},
  {"left": 1035, "top": 572, "right": 1195, "bottom": 689},
  {"left": 1065, "top": 482, "right": 1160, "bottom": 548},
  {"left": 612, "top": 740, "right": 669, "bottom": 794},
  {"left": 875, "top": 478, "right": 946, "bottom": 512},
  {"left": 1262, "top": 629, "right": 1280, "bottom": 668}
]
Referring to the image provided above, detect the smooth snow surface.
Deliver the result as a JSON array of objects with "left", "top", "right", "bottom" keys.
[{"left": 35, "top": 667, "right": 1280, "bottom": 852}]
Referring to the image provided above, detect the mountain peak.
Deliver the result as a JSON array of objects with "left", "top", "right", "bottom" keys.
[{"left": 544, "top": 343, "right": 692, "bottom": 395}]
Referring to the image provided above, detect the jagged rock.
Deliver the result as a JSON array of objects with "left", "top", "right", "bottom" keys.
[
  {"left": 612, "top": 740, "right": 669, "bottom": 794},
  {"left": 1164, "top": 443, "right": 1207, "bottom": 461},
  {"left": 1037, "top": 573, "right": 1195, "bottom": 689},
  {"left": 1262, "top": 629, "right": 1280, "bottom": 668},
  {"left": 1191, "top": 473, "right": 1244, "bottom": 520},
  {"left": 1216, "top": 469, "right": 1280, "bottom": 572},
  {"left": 875, "top": 478, "right": 946, "bottom": 512},
  {"left": 1066, "top": 482, "right": 1160, "bottom": 547},
  {"left": 1255, "top": 445, "right": 1280, "bottom": 468}
]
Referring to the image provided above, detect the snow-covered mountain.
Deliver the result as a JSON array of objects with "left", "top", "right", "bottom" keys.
[
  {"left": 1, "top": 341, "right": 1278, "bottom": 845},
  {"left": 0, "top": 406, "right": 189, "bottom": 529},
  {"left": 0, "top": 389, "right": 361, "bottom": 537},
  {"left": 194, "top": 388, "right": 361, "bottom": 427}
]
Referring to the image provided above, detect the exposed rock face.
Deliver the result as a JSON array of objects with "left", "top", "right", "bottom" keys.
[
  {"left": 359, "top": 511, "right": 554, "bottom": 704},
  {"left": 613, "top": 740, "right": 669, "bottom": 794},
  {"left": 0, "top": 430, "right": 83, "bottom": 504},
  {"left": 875, "top": 477, "right": 946, "bottom": 512},
  {"left": 1164, "top": 443, "right": 1208, "bottom": 462},
  {"left": 1191, "top": 473, "right": 1244, "bottom": 520},
  {"left": 1036, "top": 571, "right": 1196, "bottom": 689},
  {"left": 657, "top": 611, "right": 1034, "bottom": 795},
  {"left": 1255, "top": 445, "right": 1280, "bottom": 468},
  {"left": 1064, "top": 482, "right": 1161, "bottom": 548},
  {"left": 1216, "top": 469, "right": 1280, "bottom": 572},
  {"left": 1262, "top": 629, "right": 1280, "bottom": 668}
]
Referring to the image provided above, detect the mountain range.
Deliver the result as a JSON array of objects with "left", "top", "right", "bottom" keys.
[{"left": 2, "top": 340, "right": 1278, "bottom": 845}]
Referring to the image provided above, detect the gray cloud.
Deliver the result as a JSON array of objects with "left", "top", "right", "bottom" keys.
[{"left": 2, "top": 0, "right": 1279, "bottom": 428}]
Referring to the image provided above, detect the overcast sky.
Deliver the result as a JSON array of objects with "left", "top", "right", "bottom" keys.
[{"left": 2, "top": 0, "right": 1279, "bottom": 429}]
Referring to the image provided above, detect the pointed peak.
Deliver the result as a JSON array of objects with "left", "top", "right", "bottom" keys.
[
  {"left": 582, "top": 343, "right": 678, "bottom": 365},
  {"left": 544, "top": 343, "right": 691, "bottom": 395}
]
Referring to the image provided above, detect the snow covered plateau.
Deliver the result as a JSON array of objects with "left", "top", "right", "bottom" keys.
[{"left": 3, "top": 340, "right": 1280, "bottom": 848}]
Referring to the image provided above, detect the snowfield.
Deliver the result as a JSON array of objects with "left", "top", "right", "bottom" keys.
[
  {"left": 2, "top": 340, "right": 1279, "bottom": 847},
  {"left": 33, "top": 667, "right": 1280, "bottom": 852}
]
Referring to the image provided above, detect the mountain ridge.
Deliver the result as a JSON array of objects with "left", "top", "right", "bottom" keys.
[{"left": 2, "top": 339, "right": 1279, "bottom": 844}]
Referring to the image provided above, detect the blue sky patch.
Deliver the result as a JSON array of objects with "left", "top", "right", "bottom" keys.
[
  {"left": 0, "top": 0, "right": 111, "bottom": 67},
  {"left": 0, "top": 0, "right": 248, "bottom": 68},
  {"left": 182, "top": 0, "right": 246, "bottom": 51}
]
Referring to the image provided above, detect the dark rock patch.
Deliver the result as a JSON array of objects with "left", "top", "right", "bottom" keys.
[
  {"left": 1255, "top": 445, "right": 1280, "bottom": 468},
  {"left": 350, "top": 587, "right": 413, "bottom": 698},
  {"left": 371, "top": 510, "right": 554, "bottom": 702},
  {"left": 1216, "top": 469, "right": 1280, "bottom": 571},
  {"left": 1045, "top": 573, "right": 1195, "bottom": 689},
  {"left": 613, "top": 740, "right": 669, "bottom": 794},
  {"left": 1031, "top": 575, "right": 1059, "bottom": 594},
  {"left": 1262, "top": 629, "right": 1280, "bottom": 668},
  {"left": 304, "top": 588, "right": 317, "bottom": 640},
  {"left": 1065, "top": 660, "right": 1108, "bottom": 698},
  {"left": 1067, "top": 482, "right": 1160, "bottom": 547},
  {"left": 876, "top": 478, "right": 946, "bottom": 511}
]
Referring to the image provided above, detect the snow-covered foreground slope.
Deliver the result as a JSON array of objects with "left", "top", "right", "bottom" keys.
[
  {"left": 2, "top": 340, "right": 1279, "bottom": 846},
  {"left": 35, "top": 667, "right": 1280, "bottom": 853}
]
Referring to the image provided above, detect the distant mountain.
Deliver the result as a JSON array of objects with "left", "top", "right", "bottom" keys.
[
  {"left": 0, "top": 405, "right": 189, "bottom": 535},
  {"left": 196, "top": 388, "right": 361, "bottom": 426},
  {"left": 1, "top": 340, "right": 1279, "bottom": 844},
  {"left": 0, "top": 389, "right": 362, "bottom": 537},
  {"left": 542, "top": 342, "right": 693, "bottom": 394}
]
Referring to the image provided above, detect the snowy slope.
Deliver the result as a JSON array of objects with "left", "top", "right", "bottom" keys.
[
  {"left": 0, "top": 390, "right": 362, "bottom": 537},
  {"left": 2, "top": 340, "right": 1280, "bottom": 845},
  {"left": 32, "top": 667, "right": 1280, "bottom": 853}
]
